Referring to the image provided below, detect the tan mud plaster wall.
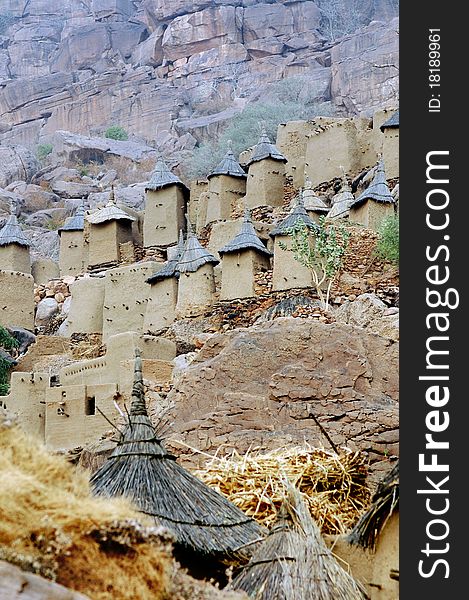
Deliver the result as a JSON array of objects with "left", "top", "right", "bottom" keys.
[
  {"left": 1, "top": 371, "right": 49, "bottom": 441},
  {"left": 188, "top": 179, "right": 208, "bottom": 226},
  {"left": 59, "top": 230, "right": 85, "bottom": 277},
  {"left": 176, "top": 263, "right": 216, "bottom": 318},
  {"left": 196, "top": 191, "right": 209, "bottom": 233},
  {"left": 88, "top": 220, "right": 133, "bottom": 267},
  {"left": 382, "top": 129, "right": 399, "bottom": 179},
  {"left": 245, "top": 158, "right": 285, "bottom": 209},
  {"left": 144, "top": 186, "right": 186, "bottom": 247},
  {"left": 272, "top": 235, "right": 313, "bottom": 291},
  {"left": 60, "top": 331, "right": 176, "bottom": 388},
  {"left": 331, "top": 513, "right": 399, "bottom": 600},
  {"left": 67, "top": 276, "right": 105, "bottom": 334},
  {"left": 220, "top": 250, "right": 270, "bottom": 300},
  {"left": 305, "top": 118, "right": 377, "bottom": 187},
  {"left": 276, "top": 120, "right": 319, "bottom": 188},
  {"left": 31, "top": 258, "right": 60, "bottom": 285},
  {"left": 144, "top": 277, "right": 178, "bottom": 333},
  {"left": 205, "top": 175, "right": 246, "bottom": 225},
  {"left": 350, "top": 201, "right": 395, "bottom": 232},
  {"left": 102, "top": 261, "right": 158, "bottom": 342},
  {"left": 0, "top": 244, "right": 31, "bottom": 274},
  {"left": 45, "top": 383, "right": 119, "bottom": 451},
  {"left": 0, "top": 270, "right": 35, "bottom": 330}
]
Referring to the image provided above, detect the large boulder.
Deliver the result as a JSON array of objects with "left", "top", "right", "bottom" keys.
[
  {"left": 0, "top": 146, "right": 40, "bottom": 188},
  {"left": 166, "top": 318, "right": 399, "bottom": 477},
  {"left": 334, "top": 293, "right": 399, "bottom": 341}
]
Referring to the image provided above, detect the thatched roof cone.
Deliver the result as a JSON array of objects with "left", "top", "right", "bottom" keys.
[
  {"left": 208, "top": 144, "right": 247, "bottom": 179},
  {"left": 0, "top": 214, "right": 31, "bottom": 247},
  {"left": 231, "top": 486, "right": 366, "bottom": 600},
  {"left": 380, "top": 110, "right": 399, "bottom": 131},
  {"left": 302, "top": 180, "right": 329, "bottom": 214},
  {"left": 146, "top": 230, "right": 185, "bottom": 284},
  {"left": 351, "top": 159, "right": 394, "bottom": 208},
  {"left": 58, "top": 202, "right": 86, "bottom": 235},
  {"left": 247, "top": 130, "right": 287, "bottom": 166},
  {"left": 348, "top": 461, "right": 399, "bottom": 550},
  {"left": 90, "top": 350, "right": 265, "bottom": 560},
  {"left": 86, "top": 191, "right": 135, "bottom": 225},
  {"left": 177, "top": 225, "right": 219, "bottom": 273},
  {"left": 327, "top": 174, "right": 354, "bottom": 221},
  {"left": 270, "top": 195, "right": 320, "bottom": 237},
  {"left": 146, "top": 156, "right": 187, "bottom": 192},
  {"left": 219, "top": 209, "right": 272, "bottom": 257}
]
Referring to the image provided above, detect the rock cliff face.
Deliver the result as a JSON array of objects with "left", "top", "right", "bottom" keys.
[{"left": 0, "top": 0, "right": 398, "bottom": 152}]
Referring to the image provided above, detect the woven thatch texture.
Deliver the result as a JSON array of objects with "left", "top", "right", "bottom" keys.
[
  {"left": 348, "top": 461, "right": 399, "bottom": 550},
  {"left": 90, "top": 351, "right": 264, "bottom": 562},
  {"left": 231, "top": 487, "right": 366, "bottom": 600},
  {"left": 0, "top": 415, "right": 171, "bottom": 600},
  {"left": 195, "top": 446, "right": 370, "bottom": 535}
]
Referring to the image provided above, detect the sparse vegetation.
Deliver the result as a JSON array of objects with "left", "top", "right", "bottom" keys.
[
  {"left": 36, "top": 143, "right": 53, "bottom": 161},
  {"left": 375, "top": 213, "right": 399, "bottom": 265},
  {"left": 183, "top": 81, "right": 333, "bottom": 179},
  {"left": 0, "top": 327, "right": 19, "bottom": 396},
  {"left": 279, "top": 217, "right": 351, "bottom": 310},
  {"left": 105, "top": 126, "right": 129, "bottom": 141}
]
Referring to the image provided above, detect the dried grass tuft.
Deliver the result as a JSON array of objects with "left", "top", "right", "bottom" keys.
[
  {"left": 0, "top": 416, "right": 171, "bottom": 599},
  {"left": 195, "top": 445, "right": 370, "bottom": 535}
]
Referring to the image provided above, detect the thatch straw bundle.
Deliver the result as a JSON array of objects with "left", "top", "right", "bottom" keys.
[
  {"left": 230, "top": 486, "right": 366, "bottom": 600},
  {"left": 348, "top": 461, "right": 399, "bottom": 550},
  {"left": 0, "top": 414, "right": 171, "bottom": 600},
  {"left": 195, "top": 445, "right": 370, "bottom": 535},
  {"left": 90, "top": 350, "right": 265, "bottom": 562}
]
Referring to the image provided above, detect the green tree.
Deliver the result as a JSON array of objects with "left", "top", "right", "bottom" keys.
[
  {"left": 36, "top": 143, "right": 53, "bottom": 161},
  {"left": 375, "top": 214, "right": 399, "bottom": 265},
  {"left": 104, "top": 126, "right": 129, "bottom": 141},
  {"left": 0, "top": 326, "right": 19, "bottom": 396},
  {"left": 279, "top": 217, "right": 350, "bottom": 310}
]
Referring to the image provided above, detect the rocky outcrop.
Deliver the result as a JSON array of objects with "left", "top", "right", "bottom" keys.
[
  {"left": 0, "top": 1, "right": 399, "bottom": 152},
  {"left": 0, "top": 146, "right": 40, "bottom": 188},
  {"left": 166, "top": 318, "right": 399, "bottom": 476},
  {"left": 334, "top": 293, "right": 399, "bottom": 341}
]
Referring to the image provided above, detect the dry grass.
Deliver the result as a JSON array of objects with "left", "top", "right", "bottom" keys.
[
  {"left": 0, "top": 415, "right": 171, "bottom": 599},
  {"left": 195, "top": 445, "right": 371, "bottom": 535},
  {"left": 69, "top": 333, "right": 106, "bottom": 360}
]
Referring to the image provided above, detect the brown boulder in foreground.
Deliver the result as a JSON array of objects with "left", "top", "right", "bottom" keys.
[{"left": 167, "top": 318, "right": 398, "bottom": 479}]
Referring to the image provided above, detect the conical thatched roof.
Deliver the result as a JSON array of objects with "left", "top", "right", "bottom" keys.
[
  {"left": 58, "top": 203, "right": 85, "bottom": 235},
  {"left": 231, "top": 487, "right": 366, "bottom": 600},
  {"left": 380, "top": 110, "right": 399, "bottom": 131},
  {"left": 208, "top": 145, "right": 246, "bottom": 179},
  {"left": 0, "top": 214, "right": 30, "bottom": 247},
  {"left": 302, "top": 179, "right": 329, "bottom": 214},
  {"left": 146, "top": 231, "right": 185, "bottom": 284},
  {"left": 351, "top": 160, "right": 394, "bottom": 208},
  {"left": 145, "top": 157, "right": 187, "bottom": 191},
  {"left": 270, "top": 195, "right": 320, "bottom": 237},
  {"left": 219, "top": 209, "right": 272, "bottom": 257},
  {"left": 86, "top": 191, "right": 136, "bottom": 225},
  {"left": 327, "top": 174, "right": 354, "bottom": 220},
  {"left": 348, "top": 461, "right": 399, "bottom": 551},
  {"left": 177, "top": 223, "right": 219, "bottom": 273},
  {"left": 90, "top": 350, "right": 264, "bottom": 560},
  {"left": 247, "top": 130, "right": 287, "bottom": 166}
]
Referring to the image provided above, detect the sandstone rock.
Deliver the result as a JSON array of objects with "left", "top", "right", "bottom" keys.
[
  {"left": 0, "top": 188, "right": 24, "bottom": 217},
  {"left": 91, "top": 0, "right": 135, "bottom": 22},
  {"left": 22, "top": 184, "right": 62, "bottom": 214},
  {"left": 51, "top": 180, "right": 101, "bottom": 199},
  {"left": 25, "top": 207, "right": 69, "bottom": 227},
  {"left": 334, "top": 293, "right": 399, "bottom": 341},
  {"left": 24, "top": 228, "right": 60, "bottom": 261},
  {"left": 35, "top": 297, "right": 60, "bottom": 326},
  {"left": 166, "top": 318, "right": 398, "bottom": 476},
  {"left": 0, "top": 560, "right": 91, "bottom": 600},
  {"left": 162, "top": 6, "right": 242, "bottom": 61},
  {"left": 243, "top": 1, "right": 321, "bottom": 43},
  {"left": 131, "top": 26, "right": 165, "bottom": 67},
  {"left": 0, "top": 146, "right": 40, "bottom": 188}
]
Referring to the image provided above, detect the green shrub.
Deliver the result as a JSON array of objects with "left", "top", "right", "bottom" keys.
[
  {"left": 104, "top": 126, "right": 129, "bottom": 141},
  {"left": 0, "top": 326, "right": 18, "bottom": 397},
  {"left": 375, "top": 214, "right": 399, "bottom": 265},
  {"left": 183, "top": 93, "right": 332, "bottom": 180},
  {"left": 36, "top": 143, "right": 53, "bottom": 161}
]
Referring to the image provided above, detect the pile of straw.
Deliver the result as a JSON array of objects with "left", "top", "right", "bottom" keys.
[
  {"left": 0, "top": 414, "right": 171, "bottom": 600},
  {"left": 195, "top": 445, "right": 370, "bottom": 535}
]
